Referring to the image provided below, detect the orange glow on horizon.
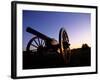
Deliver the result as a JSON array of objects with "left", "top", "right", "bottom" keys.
[{"left": 70, "top": 43, "right": 91, "bottom": 49}]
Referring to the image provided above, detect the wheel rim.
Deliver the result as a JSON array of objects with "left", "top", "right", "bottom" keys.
[
  {"left": 26, "top": 37, "right": 45, "bottom": 53},
  {"left": 59, "top": 28, "right": 71, "bottom": 64}
]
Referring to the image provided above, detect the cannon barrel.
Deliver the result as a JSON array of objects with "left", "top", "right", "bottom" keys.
[{"left": 26, "top": 27, "right": 52, "bottom": 41}]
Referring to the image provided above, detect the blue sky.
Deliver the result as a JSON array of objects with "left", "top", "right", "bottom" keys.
[{"left": 23, "top": 10, "right": 91, "bottom": 50}]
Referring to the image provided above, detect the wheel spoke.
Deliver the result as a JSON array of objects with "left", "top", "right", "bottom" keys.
[
  {"left": 65, "top": 32, "right": 69, "bottom": 42},
  {"left": 63, "top": 32, "right": 65, "bottom": 41},
  {"left": 33, "top": 39, "right": 39, "bottom": 46},
  {"left": 40, "top": 39, "right": 42, "bottom": 45},
  {"left": 37, "top": 37, "right": 41, "bottom": 46},
  {"left": 63, "top": 32, "right": 68, "bottom": 42},
  {"left": 63, "top": 32, "right": 67, "bottom": 41},
  {"left": 31, "top": 44, "right": 38, "bottom": 48},
  {"left": 42, "top": 40, "right": 45, "bottom": 46}
]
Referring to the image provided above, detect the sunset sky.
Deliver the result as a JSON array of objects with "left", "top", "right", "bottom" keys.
[{"left": 23, "top": 10, "right": 91, "bottom": 50}]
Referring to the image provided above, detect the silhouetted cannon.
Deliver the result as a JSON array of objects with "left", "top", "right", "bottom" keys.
[
  {"left": 26, "top": 27, "right": 52, "bottom": 41},
  {"left": 26, "top": 27, "right": 71, "bottom": 64}
]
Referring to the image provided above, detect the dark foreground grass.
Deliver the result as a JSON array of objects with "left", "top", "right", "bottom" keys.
[{"left": 23, "top": 47, "right": 91, "bottom": 69}]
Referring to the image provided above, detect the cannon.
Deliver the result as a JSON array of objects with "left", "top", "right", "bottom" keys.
[{"left": 26, "top": 27, "right": 71, "bottom": 64}]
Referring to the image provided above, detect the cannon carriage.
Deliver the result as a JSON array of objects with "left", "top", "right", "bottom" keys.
[{"left": 26, "top": 27, "right": 71, "bottom": 64}]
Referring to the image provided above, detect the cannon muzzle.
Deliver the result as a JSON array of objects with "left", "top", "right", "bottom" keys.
[{"left": 26, "top": 27, "right": 52, "bottom": 41}]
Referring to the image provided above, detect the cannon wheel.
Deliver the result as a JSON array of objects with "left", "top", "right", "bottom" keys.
[
  {"left": 59, "top": 28, "right": 71, "bottom": 64},
  {"left": 26, "top": 36, "right": 45, "bottom": 53}
]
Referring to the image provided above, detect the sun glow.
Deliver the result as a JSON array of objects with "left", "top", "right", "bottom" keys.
[{"left": 70, "top": 43, "right": 91, "bottom": 49}]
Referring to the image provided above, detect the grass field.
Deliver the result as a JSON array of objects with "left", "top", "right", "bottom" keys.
[{"left": 23, "top": 47, "right": 91, "bottom": 69}]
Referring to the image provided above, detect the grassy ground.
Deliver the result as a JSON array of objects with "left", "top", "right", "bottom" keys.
[{"left": 23, "top": 47, "right": 91, "bottom": 69}]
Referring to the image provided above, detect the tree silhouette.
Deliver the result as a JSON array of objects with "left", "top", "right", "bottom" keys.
[{"left": 82, "top": 43, "right": 89, "bottom": 50}]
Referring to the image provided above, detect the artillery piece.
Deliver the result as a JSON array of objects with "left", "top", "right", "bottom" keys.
[{"left": 26, "top": 27, "right": 71, "bottom": 64}]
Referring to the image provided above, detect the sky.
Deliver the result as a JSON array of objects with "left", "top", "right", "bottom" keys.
[{"left": 23, "top": 10, "right": 91, "bottom": 50}]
